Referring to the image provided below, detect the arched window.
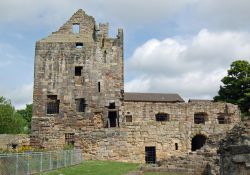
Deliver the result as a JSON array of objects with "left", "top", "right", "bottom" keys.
[
  {"left": 155, "top": 113, "right": 169, "bottom": 121},
  {"left": 194, "top": 112, "right": 207, "bottom": 124},
  {"left": 191, "top": 134, "right": 206, "bottom": 151}
]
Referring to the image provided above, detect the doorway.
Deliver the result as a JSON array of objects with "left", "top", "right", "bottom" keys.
[{"left": 145, "top": 146, "right": 156, "bottom": 164}]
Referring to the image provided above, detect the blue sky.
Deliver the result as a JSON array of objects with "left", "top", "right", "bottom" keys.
[{"left": 1, "top": 0, "right": 250, "bottom": 109}]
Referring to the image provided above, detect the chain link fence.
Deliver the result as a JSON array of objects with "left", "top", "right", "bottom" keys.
[{"left": 0, "top": 149, "right": 83, "bottom": 175}]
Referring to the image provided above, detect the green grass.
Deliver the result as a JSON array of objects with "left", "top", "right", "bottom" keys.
[
  {"left": 144, "top": 173, "right": 187, "bottom": 175},
  {"left": 41, "top": 160, "right": 140, "bottom": 175}
]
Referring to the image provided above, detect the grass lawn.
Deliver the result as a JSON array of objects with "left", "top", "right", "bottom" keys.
[
  {"left": 41, "top": 160, "right": 140, "bottom": 175},
  {"left": 144, "top": 173, "right": 187, "bottom": 175}
]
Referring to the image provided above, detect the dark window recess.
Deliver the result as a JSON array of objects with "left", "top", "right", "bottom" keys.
[
  {"left": 175, "top": 143, "right": 178, "bottom": 150},
  {"left": 125, "top": 115, "right": 132, "bottom": 122},
  {"left": 76, "top": 42, "right": 83, "bottom": 48},
  {"left": 75, "top": 66, "right": 83, "bottom": 76},
  {"left": 47, "top": 95, "right": 59, "bottom": 114},
  {"left": 72, "top": 23, "right": 80, "bottom": 33},
  {"left": 65, "top": 133, "right": 75, "bottom": 146},
  {"left": 145, "top": 146, "right": 156, "bottom": 164},
  {"left": 108, "top": 102, "right": 116, "bottom": 109},
  {"left": 194, "top": 113, "right": 207, "bottom": 124},
  {"left": 108, "top": 111, "right": 118, "bottom": 127},
  {"left": 107, "top": 102, "right": 118, "bottom": 127},
  {"left": 192, "top": 134, "right": 206, "bottom": 151},
  {"left": 76, "top": 98, "right": 86, "bottom": 112},
  {"left": 155, "top": 113, "right": 169, "bottom": 121},
  {"left": 98, "top": 82, "right": 101, "bottom": 92},
  {"left": 103, "top": 50, "right": 107, "bottom": 63},
  {"left": 217, "top": 116, "right": 226, "bottom": 124},
  {"left": 102, "top": 38, "right": 105, "bottom": 48}
]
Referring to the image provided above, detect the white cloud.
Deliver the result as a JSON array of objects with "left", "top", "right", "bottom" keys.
[
  {"left": 125, "top": 29, "right": 250, "bottom": 100},
  {"left": 0, "top": 83, "right": 33, "bottom": 109}
]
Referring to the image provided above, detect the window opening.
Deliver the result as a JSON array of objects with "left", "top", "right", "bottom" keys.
[
  {"left": 72, "top": 23, "right": 80, "bottom": 33},
  {"left": 107, "top": 102, "right": 118, "bottom": 127},
  {"left": 108, "top": 102, "right": 116, "bottom": 109},
  {"left": 75, "top": 42, "right": 83, "bottom": 48},
  {"left": 191, "top": 134, "right": 206, "bottom": 151},
  {"left": 98, "top": 82, "right": 101, "bottom": 92},
  {"left": 194, "top": 113, "right": 207, "bottom": 124},
  {"left": 217, "top": 116, "right": 226, "bottom": 124},
  {"left": 155, "top": 113, "right": 169, "bottom": 121},
  {"left": 65, "top": 133, "right": 75, "bottom": 146},
  {"left": 125, "top": 115, "right": 132, "bottom": 122},
  {"left": 102, "top": 38, "right": 105, "bottom": 48},
  {"left": 47, "top": 95, "right": 59, "bottom": 114},
  {"left": 103, "top": 50, "right": 107, "bottom": 63},
  {"left": 175, "top": 143, "right": 178, "bottom": 150},
  {"left": 75, "top": 66, "right": 82, "bottom": 76},
  {"left": 76, "top": 98, "right": 86, "bottom": 112},
  {"left": 145, "top": 146, "right": 156, "bottom": 164}
]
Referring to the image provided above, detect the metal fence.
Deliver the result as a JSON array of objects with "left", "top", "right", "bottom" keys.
[{"left": 0, "top": 149, "right": 83, "bottom": 175}]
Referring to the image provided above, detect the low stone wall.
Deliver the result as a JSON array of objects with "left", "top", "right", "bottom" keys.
[{"left": 0, "top": 134, "right": 29, "bottom": 150}]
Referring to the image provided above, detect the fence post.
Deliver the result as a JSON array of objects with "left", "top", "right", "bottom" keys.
[
  {"left": 40, "top": 152, "right": 43, "bottom": 172},
  {"left": 70, "top": 150, "right": 73, "bottom": 165},
  {"left": 27, "top": 153, "right": 30, "bottom": 175},
  {"left": 57, "top": 151, "right": 59, "bottom": 168},
  {"left": 49, "top": 151, "right": 52, "bottom": 170},
  {"left": 15, "top": 154, "right": 19, "bottom": 175},
  {"left": 64, "top": 151, "right": 66, "bottom": 166}
]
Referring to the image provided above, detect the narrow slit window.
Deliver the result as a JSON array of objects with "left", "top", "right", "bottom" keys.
[
  {"left": 75, "top": 66, "right": 82, "bottom": 76},
  {"left": 76, "top": 98, "right": 86, "bottom": 112},
  {"left": 76, "top": 42, "right": 83, "bottom": 48},
  {"left": 98, "top": 82, "right": 101, "bottom": 92},
  {"left": 72, "top": 23, "right": 80, "bottom": 33},
  {"left": 175, "top": 143, "right": 178, "bottom": 150},
  {"left": 47, "top": 95, "right": 59, "bottom": 114}
]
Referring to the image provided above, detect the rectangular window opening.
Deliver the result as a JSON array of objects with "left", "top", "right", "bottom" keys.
[
  {"left": 76, "top": 98, "right": 86, "bottom": 112},
  {"left": 76, "top": 42, "right": 83, "bottom": 48},
  {"left": 98, "top": 82, "right": 101, "bottom": 92},
  {"left": 72, "top": 23, "right": 80, "bottom": 34},
  {"left": 175, "top": 143, "right": 178, "bottom": 150},
  {"left": 65, "top": 133, "right": 75, "bottom": 146},
  {"left": 218, "top": 116, "right": 226, "bottom": 124},
  {"left": 75, "top": 66, "right": 83, "bottom": 76},
  {"left": 47, "top": 95, "right": 59, "bottom": 114},
  {"left": 125, "top": 115, "right": 132, "bottom": 122},
  {"left": 145, "top": 146, "right": 156, "bottom": 164}
]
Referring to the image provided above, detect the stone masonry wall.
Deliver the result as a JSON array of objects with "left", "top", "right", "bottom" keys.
[{"left": 31, "top": 9, "right": 242, "bottom": 164}]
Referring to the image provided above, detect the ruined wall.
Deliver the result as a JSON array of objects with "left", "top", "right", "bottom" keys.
[
  {"left": 31, "top": 9, "right": 124, "bottom": 147},
  {"left": 31, "top": 9, "right": 242, "bottom": 164},
  {"left": 0, "top": 134, "right": 29, "bottom": 150},
  {"left": 219, "top": 121, "right": 250, "bottom": 175}
]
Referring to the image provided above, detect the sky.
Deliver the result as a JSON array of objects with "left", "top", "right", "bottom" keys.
[{"left": 1, "top": 0, "right": 250, "bottom": 109}]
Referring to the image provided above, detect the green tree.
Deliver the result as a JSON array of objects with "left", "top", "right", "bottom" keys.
[
  {"left": 0, "top": 96, "right": 27, "bottom": 134},
  {"left": 214, "top": 60, "right": 250, "bottom": 115},
  {"left": 17, "top": 104, "right": 32, "bottom": 131}
]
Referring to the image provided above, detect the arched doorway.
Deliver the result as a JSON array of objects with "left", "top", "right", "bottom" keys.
[{"left": 191, "top": 134, "right": 207, "bottom": 151}]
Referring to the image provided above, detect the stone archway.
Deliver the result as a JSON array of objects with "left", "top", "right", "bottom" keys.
[{"left": 191, "top": 134, "right": 207, "bottom": 151}]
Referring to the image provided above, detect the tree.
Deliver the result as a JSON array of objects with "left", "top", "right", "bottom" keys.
[
  {"left": 214, "top": 60, "right": 250, "bottom": 115},
  {"left": 17, "top": 104, "right": 32, "bottom": 131},
  {"left": 0, "top": 96, "right": 27, "bottom": 134}
]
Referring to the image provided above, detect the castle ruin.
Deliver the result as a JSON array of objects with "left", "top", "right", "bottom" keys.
[{"left": 31, "top": 9, "right": 241, "bottom": 163}]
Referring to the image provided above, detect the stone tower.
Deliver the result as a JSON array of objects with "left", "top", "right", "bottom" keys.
[{"left": 31, "top": 9, "right": 124, "bottom": 147}]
